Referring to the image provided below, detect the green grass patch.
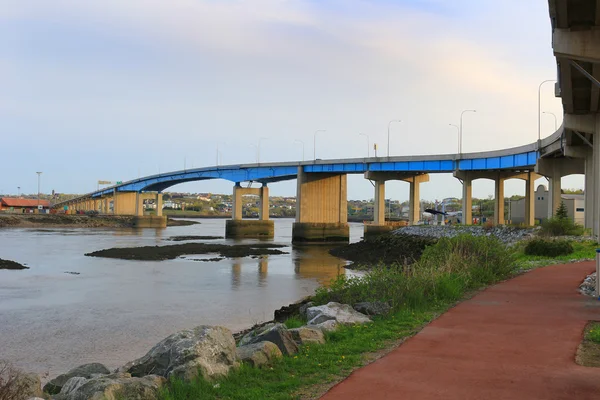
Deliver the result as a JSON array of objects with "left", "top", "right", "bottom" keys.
[
  {"left": 513, "top": 239, "right": 597, "bottom": 268},
  {"left": 284, "top": 316, "right": 306, "bottom": 329},
  {"left": 587, "top": 322, "right": 600, "bottom": 344},
  {"left": 159, "top": 309, "right": 436, "bottom": 400}
]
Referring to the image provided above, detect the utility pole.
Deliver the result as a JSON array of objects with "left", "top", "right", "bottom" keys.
[{"left": 36, "top": 172, "right": 42, "bottom": 209}]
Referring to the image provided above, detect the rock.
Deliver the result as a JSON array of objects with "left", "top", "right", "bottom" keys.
[
  {"left": 55, "top": 373, "right": 165, "bottom": 400},
  {"left": 236, "top": 342, "right": 282, "bottom": 367},
  {"left": 121, "top": 325, "right": 238, "bottom": 382},
  {"left": 15, "top": 373, "right": 43, "bottom": 398},
  {"left": 59, "top": 376, "right": 89, "bottom": 395},
  {"left": 43, "top": 362, "right": 111, "bottom": 394},
  {"left": 307, "top": 302, "right": 371, "bottom": 326},
  {"left": 238, "top": 323, "right": 298, "bottom": 355},
  {"left": 310, "top": 320, "right": 339, "bottom": 332},
  {"left": 298, "top": 302, "right": 315, "bottom": 318},
  {"left": 274, "top": 298, "right": 312, "bottom": 322},
  {"left": 579, "top": 272, "right": 597, "bottom": 297},
  {"left": 353, "top": 301, "right": 391, "bottom": 316},
  {"left": 288, "top": 327, "right": 325, "bottom": 345}
]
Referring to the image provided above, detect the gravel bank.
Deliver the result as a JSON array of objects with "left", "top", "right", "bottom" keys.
[{"left": 392, "top": 225, "right": 538, "bottom": 244}]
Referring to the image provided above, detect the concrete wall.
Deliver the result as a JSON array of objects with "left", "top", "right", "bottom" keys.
[{"left": 509, "top": 185, "right": 584, "bottom": 225}]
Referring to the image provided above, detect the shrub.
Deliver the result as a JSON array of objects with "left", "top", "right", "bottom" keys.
[
  {"left": 540, "top": 217, "right": 584, "bottom": 236},
  {"left": 524, "top": 238, "right": 574, "bottom": 257},
  {"left": 315, "top": 235, "right": 515, "bottom": 310},
  {"left": 283, "top": 316, "right": 305, "bottom": 329},
  {"left": 0, "top": 361, "right": 30, "bottom": 400}
]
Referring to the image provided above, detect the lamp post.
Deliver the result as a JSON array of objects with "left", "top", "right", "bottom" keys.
[
  {"left": 359, "top": 133, "right": 370, "bottom": 157},
  {"left": 459, "top": 110, "right": 476, "bottom": 154},
  {"left": 17, "top": 186, "right": 20, "bottom": 197},
  {"left": 314, "top": 129, "right": 325, "bottom": 160},
  {"left": 250, "top": 144, "right": 259, "bottom": 163},
  {"left": 538, "top": 80, "right": 556, "bottom": 141},
  {"left": 294, "top": 140, "right": 305, "bottom": 161},
  {"left": 449, "top": 124, "right": 460, "bottom": 154},
  {"left": 542, "top": 111, "right": 558, "bottom": 132},
  {"left": 258, "top": 137, "right": 268, "bottom": 163},
  {"left": 36, "top": 172, "right": 42, "bottom": 209},
  {"left": 387, "top": 119, "right": 401, "bottom": 157}
]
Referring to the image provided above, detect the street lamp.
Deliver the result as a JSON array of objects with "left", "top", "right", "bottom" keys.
[
  {"left": 542, "top": 111, "right": 558, "bottom": 132},
  {"left": 314, "top": 129, "right": 325, "bottom": 160},
  {"left": 459, "top": 110, "right": 476, "bottom": 154},
  {"left": 250, "top": 144, "right": 259, "bottom": 163},
  {"left": 359, "top": 133, "right": 370, "bottom": 157},
  {"left": 17, "top": 186, "right": 20, "bottom": 197},
  {"left": 449, "top": 124, "right": 460, "bottom": 154},
  {"left": 538, "top": 80, "right": 556, "bottom": 141},
  {"left": 294, "top": 140, "right": 305, "bottom": 161},
  {"left": 36, "top": 172, "right": 42, "bottom": 209},
  {"left": 258, "top": 137, "right": 268, "bottom": 163},
  {"left": 387, "top": 119, "right": 401, "bottom": 157}
]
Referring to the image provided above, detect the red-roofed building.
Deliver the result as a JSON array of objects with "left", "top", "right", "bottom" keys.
[{"left": 0, "top": 198, "right": 51, "bottom": 212}]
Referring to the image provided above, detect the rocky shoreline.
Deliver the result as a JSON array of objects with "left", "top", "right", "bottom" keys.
[
  {"left": 0, "top": 214, "right": 198, "bottom": 228},
  {"left": 13, "top": 299, "right": 385, "bottom": 399},
  {"left": 0, "top": 258, "right": 29, "bottom": 270}
]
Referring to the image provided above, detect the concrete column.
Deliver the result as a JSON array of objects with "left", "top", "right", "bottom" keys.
[
  {"left": 409, "top": 180, "right": 421, "bottom": 225},
  {"left": 462, "top": 178, "right": 472, "bottom": 225},
  {"left": 259, "top": 185, "right": 269, "bottom": 221},
  {"left": 525, "top": 172, "right": 535, "bottom": 227},
  {"left": 156, "top": 193, "right": 163, "bottom": 217},
  {"left": 135, "top": 193, "right": 144, "bottom": 216},
  {"left": 293, "top": 168, "right": 349, "bottom": 243},
  {"left": 585, "top": 148, "right": 594, "bottom": 230},
  {"left": 104, "top": 198, "right": 110, "bottom": 214},
  {"left": 232, "top": 184, "right": 243, "bottom": 220},
  {"left": 586, "top": 114, "right": 600, "bottom": 239},
  {"left": 113, "top": 189, "right": 117, "bottom": 215},
  {"left": 547, "top": 176, "right": 562, "bottom": 219},
  {"left": 494, "top": 178, "right": 505, "bottom": 225},
  {"left": 373, "top": 180, "right": 385, "bottom": 225}
]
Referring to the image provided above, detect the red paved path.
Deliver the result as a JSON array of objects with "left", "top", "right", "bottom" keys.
[{"left": 321, "top": 262, "right": 600, "bottom": 400}]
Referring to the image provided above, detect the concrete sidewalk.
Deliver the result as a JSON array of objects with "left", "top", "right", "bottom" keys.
[{"left": 321, "top": 262, "right": 600, "bottom": 400}]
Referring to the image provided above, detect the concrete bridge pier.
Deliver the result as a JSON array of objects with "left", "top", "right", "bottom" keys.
[
  {"left": 362, "top": 172, "right": 429, "bottom": 237},
  {"left": 455, "top": 171, "right": 540, "bottom": 226},
  {"left": 225, "top": 183, "right": 274, "bottom": 239},
  {"left": 292, "top": 168, "right": 349, "bottom": 243},
  {"left": 536, "top": 158, "right": 585, "bottom": 219}
]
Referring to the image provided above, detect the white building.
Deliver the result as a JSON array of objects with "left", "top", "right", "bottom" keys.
[{"left": 509, "top": 185, "right": 584, "bottom": 225}]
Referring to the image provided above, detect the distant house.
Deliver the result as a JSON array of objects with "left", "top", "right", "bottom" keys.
[
  {"left": 509, "top": 185, "right": 584, "bottom": 225},
  {"left": 0, "top": 197, "right": 51, "bottom": 213}
]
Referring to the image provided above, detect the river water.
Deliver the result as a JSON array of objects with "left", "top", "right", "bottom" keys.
[{"left": 0, "top": 219, "right": 362, "bottom": 378}]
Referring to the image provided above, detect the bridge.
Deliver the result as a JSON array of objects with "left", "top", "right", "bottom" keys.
[{"left": 53, "top": 1, "right": 600, "bottom": 243}]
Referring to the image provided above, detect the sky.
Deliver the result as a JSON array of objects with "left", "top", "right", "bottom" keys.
[{"left": 0, "top": 0, "right": 582, "bottom": 201}]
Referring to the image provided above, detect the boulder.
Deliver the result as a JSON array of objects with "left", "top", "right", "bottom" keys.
[
  {"left": 238, "top": 323, "right": 298, "bottom": 355},
  {"left": 298, "top": 302, "right": 315, "bottom": 318},
  {"left": 43, "top": 363, "right": 110, "bottom": 394},
  {"left": 120, "top": 325, "right": 238, "bottom": 382},
  {"left": 288, "top": 327, "right": 325, "bottom": 345},
  {"left": 236, "top": 342, "right": 282, "bottom": 367},
  {"left": 309, "top": 320, "right": 339, "bottom": 332},
  {"left": 306, "top": 302, "right": 371, "bottom": 326},
  {"left": 15, "top": 373, "right": 43, "bottom": 398},
  {"left": 353, "top": 301, "right": 391, "bottom": 316},
  {"left": 55, "top": 373, "right": 165, "bottom": 400}
]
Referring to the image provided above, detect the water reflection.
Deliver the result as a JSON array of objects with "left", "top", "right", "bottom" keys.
[{"left": 293, "top": 245, "right": 348, "bottom": 285}]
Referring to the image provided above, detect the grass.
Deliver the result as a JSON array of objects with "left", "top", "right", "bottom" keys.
[
  {"left": 284, "top": 316, "right": 306, "bottom": 329},
  {"left": 588, "top": 322, "right": 600, "bottom": 344},
  {"left": 158, "top": 235, "right": 598, "bottom": 400},
  {"left": 513, "top": 239, "right": 597, "bottom": 268},
  {"left": 159, "top": 309, "right": 436, "bottom": 400}
]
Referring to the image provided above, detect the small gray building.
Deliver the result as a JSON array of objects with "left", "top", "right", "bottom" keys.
[{"left": 509, "top": 185, "right": 584, "bottom": 225}]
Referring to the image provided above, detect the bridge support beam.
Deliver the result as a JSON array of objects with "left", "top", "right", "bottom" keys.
[
  {"left": 585, "top": 148, "right": 594, "bottom": 231},
  {"left": 536, "top": 157, "right": 585, "bottom": 219},
  {"left": 524, "top": 172, "right": 535, "bottom": 227},
  {"left": 462, "top": 178, "right": 473, "bottom": 225},
  {"left": 226, "top": 184, "right": 274, "bottom": 239},
  {"left": 363, "top": 172, "right": 429, "bottom": 237},
  {"left": 494, "top": 178, "right": 505, "bottom": 225},
  {"left": 293, "top": 169, "right": 349, "bottom": 243}
]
